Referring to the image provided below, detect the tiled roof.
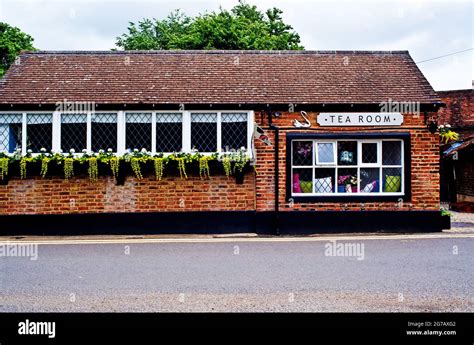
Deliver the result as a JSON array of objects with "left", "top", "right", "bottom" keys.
[{"left": 0, "top": 50, "right": 440, "bottom": 105}]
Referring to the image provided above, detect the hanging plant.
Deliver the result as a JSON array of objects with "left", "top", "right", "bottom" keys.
[
  {"left": 109, "top": 156, "right": 120, "bottom": 179},
  {"left": 40, "top": 157, "right": 51, "bottom": 178},
  {"left": 153, "top": 157, "right": 165, "bottom": 181},
  {"left": 438, "top": 124, "right": 460, "bottom": 144},
  {"left": 0, "top": 157, "right": 9, "bottom": 180},
  {"left": 131, "top": 157, "right": 143, "bottom": 180},
  {"left": 233, "top": 149, "right": 249, "bottom": 174},
  {"left": 20, "top": 158, "right": 28, "bottom": 179},
  {"left": 222, "top": 156, "right": 232, "bottom": 178},
  {"left": 177, "top": 158, "right": 187, "bottom": 179},
  {"left": 64, "top": 157, "right": 74, "bottom": 180},
  {"left": 88, "top": 157, "right": 98, "bottom": 182},
  {"left": 199, "top": 156, "right": 211, "bottom": 179}
]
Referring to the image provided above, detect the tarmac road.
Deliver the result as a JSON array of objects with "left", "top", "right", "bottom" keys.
[{"left": 0, "top": 234, "right": 472, "bottom": 312}]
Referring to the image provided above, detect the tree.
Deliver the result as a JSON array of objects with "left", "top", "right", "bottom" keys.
[
  {"left": 116, "top": 1, "right": 303, "bottom": 50},
  {"left": 0, "top": 22, "right": 36, "bottom": 77}
]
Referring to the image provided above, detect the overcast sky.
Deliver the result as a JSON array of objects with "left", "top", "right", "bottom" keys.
[{"left": 0, "top": 0, "right": 472, "bottom": 91}]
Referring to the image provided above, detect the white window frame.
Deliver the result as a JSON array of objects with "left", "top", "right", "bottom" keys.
[
  {"left": 291, "top": 138, "right": 404, "bottom": 197},
  {"left": 315, "top": 141, "right": 336, "bottom": 165},
  {"left": 0, "top": 110, "right": 254, "bottom": 157}
]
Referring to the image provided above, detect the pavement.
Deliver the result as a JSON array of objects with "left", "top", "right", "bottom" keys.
[{"left": 0, "top": 231, "right": 472, "bottom": 312}]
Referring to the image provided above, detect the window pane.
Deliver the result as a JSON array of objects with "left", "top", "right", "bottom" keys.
[
  {"left": 0, "top": 114, "right": 22, "bottom": 153},
  {"left": 337, "top": 141, "right": 357, "bottom": 165},
  {"left": 126, "top": 113, "right": 152, "bottom": 151},
  {"left": 337, "top": 168, "right": 358, "bottom": 193},
  {"left": 221, "top": 113, "right": 247, "bottom": 151},
  {"left": 360, "top": 168, "right": 380, "bottom": 193},
  {"left": 314, "top": 168, "right": 335, "bottom": 193},
  {"left": 156, "top": 113, "right": 182, "bottom": 152},
  {"left": 61, "top": 114, "right": 87, "bottom": 152},
  {"left": 383, "top": 168, "right": 402, "bottom": 193},
  {"left": 317, "top": 143, "right": 335, "bottom": 164},
  {"left": 362, "top": 143, "right": 378, "bottom": 164},
  {"left": 292, "top": 141, "right": 313, "bottom": 166},
  {"left": 293, "top": 168, "right": 312, "bottom": 194},
  {"left": 91, "top": 113, "right": 117, "bottom": 152},
  {"left": 27, "top": 113, "right": 53, "bottom": 152},
  {"left": 382, "top": 141, "right": 402, "bottom": 165},
  {"left": 191, "top": 113, "right": 217, "bottom": 152}
]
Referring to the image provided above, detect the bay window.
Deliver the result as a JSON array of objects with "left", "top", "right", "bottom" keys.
[{"left": 288, "top": 133, "right": 410, "bottom": 201}]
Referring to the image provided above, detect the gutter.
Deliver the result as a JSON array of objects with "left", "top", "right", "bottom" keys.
[{"left": 267, "top": 108, "right": 280, "bottom": 236}]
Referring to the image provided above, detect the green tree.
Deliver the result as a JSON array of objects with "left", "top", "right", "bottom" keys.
[
  {"left": 0, "top": 22, "right": 36, "bottom": 77},
  {"left": 116, "top": 1, "right": 303, "bottom": 50}
]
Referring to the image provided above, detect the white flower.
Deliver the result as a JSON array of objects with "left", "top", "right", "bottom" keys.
[
  {"left": 70, "top": 149, "right": 75, "bottom": 153},
  {"left": 58, "top": 149, "right": 63, "bottom": 153},
  {"left": 40, "top": 147, "right": 46, "bottom": 153},
  {"left": 82, "top": 149, "right": 88, "bottom": 153},
  {"left": 446, "top": 124, "right": 451, "bottom": 128},
  {"left": 107, "top": 148, "right": 113, "bottom": 153},
  {"left": 439, "top": 125, "right": 445, "bottom": 129},
  {"left": 27, "top": 149, "right": 32, "bottom": 154},
  {"left": 99, "top": 149, "right": 105, "bottom": 154},
  {"left": 141, "top": 148, "right": 147, "bottom": 153},
  {"left": 133, "top": 149, "right": 139, "bottom": 153}
]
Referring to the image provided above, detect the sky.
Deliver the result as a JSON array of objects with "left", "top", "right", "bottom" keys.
[{"left": 0, "top": 0, "right": 472, "bottom": 91}]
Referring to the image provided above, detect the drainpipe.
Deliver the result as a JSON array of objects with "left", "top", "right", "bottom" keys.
[{"left": 267, "top": 109, "right": 280, "bottom": 235}]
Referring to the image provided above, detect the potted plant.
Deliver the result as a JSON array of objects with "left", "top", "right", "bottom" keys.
[
  {"left": 441, "top": 209, "right": 451, "bottom": 230},
  {"left": 338, "top": 175, "right": 358, "bottom": 193}
]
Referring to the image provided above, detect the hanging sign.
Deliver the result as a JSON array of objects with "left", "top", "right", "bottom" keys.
[{"left": 317, "top": 113, "right": 403, "bottom": 126}]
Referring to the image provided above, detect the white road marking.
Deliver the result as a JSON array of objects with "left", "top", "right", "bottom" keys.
[{"left": 0, "top": 233, "right": 473, "bottom": 246}]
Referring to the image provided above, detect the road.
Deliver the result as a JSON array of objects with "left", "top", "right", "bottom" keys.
[{"left": 0, "top": 234, "right": 473, "bottom": 312}]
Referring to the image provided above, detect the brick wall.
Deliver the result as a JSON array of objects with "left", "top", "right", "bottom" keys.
[
  {"left": 254, "top": 111, "right": 440, "bottom": 212},
  {"left": 0, "top": 110, "right": 441, "bottom": 216},
  {"left": 437, "top": 89, "right": 473, "bottom": 139},
  {"left": 0, "top": 174, "right": 256, "bottom": 215}
]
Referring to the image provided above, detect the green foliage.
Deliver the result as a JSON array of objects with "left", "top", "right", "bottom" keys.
[
  {"left": 438, "top": 125, "right": 460, "bottom": 144},
  {"left": 0, "top": 157, "right": 9, "bottom": 180},
  {"left": 88, "top": 157, "right": 98, "bottom": 182},
  {"left": 199, "top": 156, "right": 211, "bottom": 179},
  {"left": 116, "top": 1, "right": 303, "bottom": 50},
  {"left": 0, "top": 22, "right": 36, "bottom": 77},
  {"left": 64, "top": 157, "right": 74, "bottom": 180}
]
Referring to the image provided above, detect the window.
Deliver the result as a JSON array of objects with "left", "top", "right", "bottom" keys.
[
  {"left": 126, "top": 112, "right": 152, "bottom": 151},
  {"left": 191, "top": 113, "right": 217, "bottom": 152},
  {"left": 61, "top": 113, "right": 87, "bottom": 152},
  {"left": 289, "top": 135, "right": 408, "bottom": 199},
  {"left": 91, "top": 113, "right": 117, "bottom": 152},
  {"left": 0, "top": 114, "right": 22, "bottom": 153},
  {"left": 221, "top": 113, "right": 248, "bottom": 151},
  {"left": 155, "top": 113, "right": 182, "bottom": 152},
  {"left": 27, "top": 113, "right": 53, "bottom": 152},
  {"left": 0, "top": 111, "right": 252, "bottom": 155}
]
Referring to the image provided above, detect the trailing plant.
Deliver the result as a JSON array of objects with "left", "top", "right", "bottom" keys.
[
  {"left": 109, "top": 156, "right": 120, "bottom": 179},
  {"left": 40, "top": 157, "right": 50, "bottom": 178},
  {"left": 222, "top": 156, "right": 232, "bottom": 178},
  {"left": 153, "top": 157, "right": 165, "bottom": 181},
  {"left": 177, "top": 158, "right": 187, "bottom": 179},
  {"left": 0, "top": 157, "right": 9, "bottom": 180},
  {"left": 199, "top": 156, "right": 211, "bottom": 179},
  {"left": 233, "top": 148, "right": 249, "bottom": 174},
  {"left": 20, "top": 157, "right": 28, "bottom": 179},
  {"left": 64, "top": 157, "right": 74, "bottom": 180},
  {"left": 131, "top": 157, "right": 143, "bottom": 180},
  {"left": 88, "top": 157, "right": 99, "bottom": 182}
]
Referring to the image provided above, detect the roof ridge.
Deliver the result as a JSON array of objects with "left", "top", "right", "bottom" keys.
[{"left": 21, "top": 50, "right": 410, "bottom": 55}]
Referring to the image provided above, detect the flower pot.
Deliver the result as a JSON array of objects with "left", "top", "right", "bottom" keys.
[
  {"left": 441, "top": 215, "right": 451, "bottom": 230},
  {"left": 337, "top": 185, "right": 346, "bottom": 193}
]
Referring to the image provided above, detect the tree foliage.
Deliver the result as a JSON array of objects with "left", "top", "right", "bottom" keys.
[
  {"left": 0, "top": 22, "right": 36, "bottom": 77},
  {"left": 116, "top": 1, "right": 303, "bottom": 50}
]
